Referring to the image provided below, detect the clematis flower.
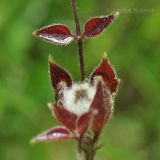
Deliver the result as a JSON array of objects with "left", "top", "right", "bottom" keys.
[{"left": 31, "top": 55, "right": 118, "bottom": 143}]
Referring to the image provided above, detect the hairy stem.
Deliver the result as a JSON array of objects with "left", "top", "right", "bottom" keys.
[
  {"left": 85, "top": 147, "right": 95, "bottom": 160},
  {"left": 83, "top": 137, "right": 96, "bottom": 160},
  {"left": 71, "top": 0, "right": 86, "bottom": 81}
]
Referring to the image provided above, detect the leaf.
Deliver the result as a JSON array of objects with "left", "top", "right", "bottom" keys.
[
  {"left": 90, "top": 57, "right": 119, "bottom": 93},
  {"left": 53, "top": 104, "right": 77, "bottom": 131},
  {"left": 31, "top": 126, "right": 74, "bottom": 143},
  {"left": 90, "top": 77, "right": 112, "bottom": 134},
  {"left": 76, "top": 112, "right": 91, "bottom": 135},
  {"left": 77, "top": 77, "right": 113, "bottom": 135},
  {"left": 76, "top": 111, "right": 97, "bottom": 136},
  {"left": 49, "top": 56, "right": 73, "bottom": 99},
  {"left": 33, "top": 24, "right": 75, "bottom": 45},
  {"left": 83, "top": 12, "right": 119, "bottom": 38}
]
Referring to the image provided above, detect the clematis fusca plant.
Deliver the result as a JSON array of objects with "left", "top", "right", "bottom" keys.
[{"left": 31, "top": 0, "right": 119, "bottom": 160}]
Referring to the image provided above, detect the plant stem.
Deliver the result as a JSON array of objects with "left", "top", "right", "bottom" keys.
[
  {"left": 77, "top": 140, "right": 82, "bottom": 160},
  {"left": 83, "top": 137, "right": 96, "bottom": 160},
  {"left": 85, "top": 147, "right": 95, "bottom": 160},
  {"left": 71, "top": 0, "right": 86, "bottom": 81}
]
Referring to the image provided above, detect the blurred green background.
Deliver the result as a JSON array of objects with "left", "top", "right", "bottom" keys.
[{"left": 0, "top": 0, "right": 160, "bottom": 159}]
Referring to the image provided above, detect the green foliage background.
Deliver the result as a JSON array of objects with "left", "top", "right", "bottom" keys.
[{"left": 0, "top": 0, "right": 159, "bottom": 159}]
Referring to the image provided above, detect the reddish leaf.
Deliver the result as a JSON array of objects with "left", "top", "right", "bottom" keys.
[
  {"left": 31, "top": 126, "right": 74, "bottom": 143},
  {"left": 76, "top": 110, "right": 98, "bottom": 136},
  {"left": 84, "top": 12, "right": 119, "bottom": 38},
  {"left": 91, "top": 57, "right": 118, "bottom": 93},
  {"left": 49, "top": 56, "right": 72, "bottom": 99},
  {"left": 33, "top": 24, "right": 75, "bottom": 45},
  {"left": 90, "top": 77, "right": 112, "bottom": 134},
  {"left": 76, "top": 112, "right": 91, "bottom": 136},
  {"left": 53, "top": 104, "right": 77, "bottom": 131}
]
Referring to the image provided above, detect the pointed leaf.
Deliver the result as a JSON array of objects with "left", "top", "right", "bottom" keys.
[
  {"left": 76, "top": 112, "right": 91, "bottom": 136},
  {"left": 33, "top": 24, "right": 75, "bottom": 45},
  {"left": 49, "top": 56, "right": 72, "bottom": 99},
  {"left": 76, "top": 110, "right": 97, "bottom": 136},
  {"left": 31, "top": 126, "right": 74, "bottom": 143},
  {"left": 90, "top": 77, "right": 112, "bottom": 133},
  {"left": 53, "top": 104, "right": 77, "bottom": 131},
  {"left": 84, "top": 12, "right": 119, "bottom": 38},
  {"left": 91, "top": 58, "right": 118, "bottom": 93}
]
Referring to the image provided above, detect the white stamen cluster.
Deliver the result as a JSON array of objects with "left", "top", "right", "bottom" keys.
[{"left": 61, "top": 82, "right": 96, "bottom": 116}]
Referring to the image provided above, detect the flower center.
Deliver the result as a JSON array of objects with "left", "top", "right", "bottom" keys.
[
  {"left": 61, "top": 82, "right": 96, "bottom": 116},
  {"left": 74, "top": 89, "right": 90, "bottom": 103}
]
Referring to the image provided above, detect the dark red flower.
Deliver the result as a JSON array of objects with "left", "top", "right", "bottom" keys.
[{"left": 31, "top": 56, "right": 119, "bottom": 143}]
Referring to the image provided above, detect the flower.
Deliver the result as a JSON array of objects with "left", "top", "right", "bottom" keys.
[{"left": 31, "top": 55, "right": 119, "bottom": 143}]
